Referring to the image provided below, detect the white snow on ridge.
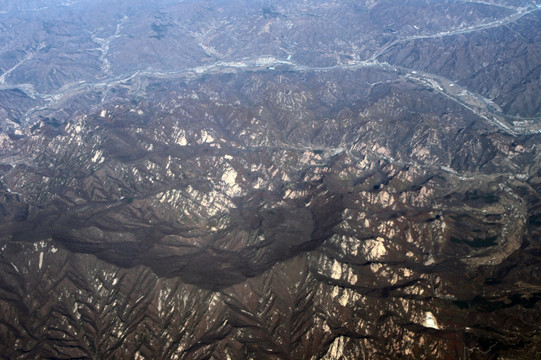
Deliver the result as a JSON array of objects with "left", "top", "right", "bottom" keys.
[{"left": 423, "top": 311, "right": 439, "bottom": 329}]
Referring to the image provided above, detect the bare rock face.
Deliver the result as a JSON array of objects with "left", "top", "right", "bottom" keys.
[{"left": 1, "top": 0, "right": 541, "bottom": 359}]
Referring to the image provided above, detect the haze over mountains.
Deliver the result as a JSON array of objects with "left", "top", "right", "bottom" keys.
[{"left": 1, "top": 0, "right": 541, "bottom": 358}]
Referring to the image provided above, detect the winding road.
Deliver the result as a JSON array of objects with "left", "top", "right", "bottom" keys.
[{"left": 1, "top": 3, "right": 539, "bottom": 135}]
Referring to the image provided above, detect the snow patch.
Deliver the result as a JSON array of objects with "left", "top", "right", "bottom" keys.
[
  {"left": 221, "top": 166, "right": 237, "bottom": 185},
  {"left": 221, "top": 164, "right": 242, "bottom": 196},
  {"left": 177, "top": 132, "right": 188, "bottom": 146},
  {"left": 324, "top": 336, "right": 346, "bottom": 359},
  {"left": 329, "top": 259, "right": 357, "bottom": 284},
  {"left": 198, "top": 129, "right": 214, "bottom": 143},
  {"left": 330, "top": 259, "right": 342, "bottom": 280},
  {"left": 158, "top": 289, "right": 163, "bottom": 313},
  {"left": 91, "top": 150, "right": 104, "bottom": 163},
  {"left": 363, "top": 237, "right": 387, "bottom": 261},
  {"left": 423, "top": 311, "right": 439, "bottom": 329}
]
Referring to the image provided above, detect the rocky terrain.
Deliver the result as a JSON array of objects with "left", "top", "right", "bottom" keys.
[{"left": 1, "top": 0, "right": 541, "bottom": 359}]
